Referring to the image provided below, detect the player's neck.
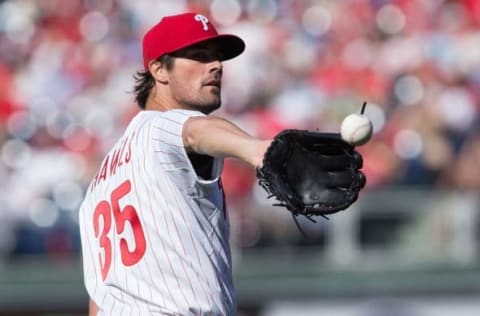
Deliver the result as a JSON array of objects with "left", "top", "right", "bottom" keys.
[{"left": 145, "top": 86, "right": 178, "bottom": 112}]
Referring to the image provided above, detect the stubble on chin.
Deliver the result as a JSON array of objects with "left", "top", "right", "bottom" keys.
[
  {"left": 198, "top": 101, "right": 221, "bottom": 114},
  {"left": 187, "top": 95, "right": 221, "bottom": 114},
  {"left": 199, "top": 86, "right": 222, "bottom": 113}
]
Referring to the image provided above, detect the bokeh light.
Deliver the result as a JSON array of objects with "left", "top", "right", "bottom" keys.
[
  {"left": 363, "top": 103, "right": 385, "bottom": 134},
  {"left": 247, "top": 0, "right": 278, "bottom": 25},
  {"left": 210, "top": 0, "right": 241, "bottom": 26},
  {"left": 437, "top": 87, "right": 476, "bottom": 131},
  {"left": 52, "top": 180, "right": 84, "bottom": 212},
  {"left": 83, "top": 107, "right": 115, "bottom": 138},
  {"left": 301, "top": 5, "right": 332, "bottom": 37},
  {"left": 394, "top": 129, "right": 423, "bottom": 159},
  {"left": 342, "top": 38, "right": 372, "bottom": 70},
  {"left": 1, "top": 139, "right": 31, "bottom": 169},
  {"left": 394, "top": 75, "right": 425, "bottom": 106},
  {"left": 45, "top": 110, "right": 76, "bottom": 140},
  {"left": 29, "top": 198, "right": 59, "bottom": 228},
  {"left": 79, "top": 11, "right": 110, "bottom": 42},
  {"left": 376, "top": 4, "right": 405, "bottom": 35},
  {"left": 6, "top": 111, "right": 37, "bottom": 140},
  {"left": 0, "top": 1, "right": 36, "bottom": 44},
  {"left": 62, "top": 124, "right": 92, "bottom": 152}
]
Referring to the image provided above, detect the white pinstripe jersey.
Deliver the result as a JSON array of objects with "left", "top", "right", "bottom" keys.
[{"left": 79, "top": 109, "right": 235, "bottom": 315}]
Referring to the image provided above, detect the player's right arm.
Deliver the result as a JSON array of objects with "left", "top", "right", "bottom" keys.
[
  {"left": 182, "top": 115, "right": 271, "bottom": 169},
  {"left": 89, "top": 299, "right": 99, "bottom": 316}
]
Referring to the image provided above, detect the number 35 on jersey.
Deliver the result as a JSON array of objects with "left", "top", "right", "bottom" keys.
[{"left": 93, "top": 179, "right": 147, "bottom": 281}]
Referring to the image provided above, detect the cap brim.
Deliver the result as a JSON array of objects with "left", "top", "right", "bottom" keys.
[
  {"left": 166, "top": 34, "right": 245, "bottom": 61},
  {"left": 206, "top": 35, "right": 245, "bottom": 61}
]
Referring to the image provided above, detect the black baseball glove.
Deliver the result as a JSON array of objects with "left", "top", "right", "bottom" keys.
[{"left": 257, "top": 129, "right": 366, "bottom": 221}]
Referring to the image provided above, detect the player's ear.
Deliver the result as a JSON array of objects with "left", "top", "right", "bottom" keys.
[{"left": 148, "top": 60, "right": 169, "bottom": 84}]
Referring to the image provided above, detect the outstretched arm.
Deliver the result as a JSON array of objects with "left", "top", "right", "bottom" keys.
[{"left": 183, "top": 115, "right": 271, "bottom": 168}]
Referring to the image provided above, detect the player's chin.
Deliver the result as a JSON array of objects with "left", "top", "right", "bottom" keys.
[
  {"left": 195, "top": 98, "right": 221, "bottom": 114},
  {"left": 205, "top": 90, "right": 221, "bottom": 106},
  {"left": 203, "top": 102, "right": 221, "bottom": 114},
  {"left": 205, "top": 85, "right": 221, "bottom": 96}
]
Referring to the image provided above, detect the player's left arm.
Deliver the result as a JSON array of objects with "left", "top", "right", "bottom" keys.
[{"left": 182, "top": 115, "right": 271, "bottom": 168}]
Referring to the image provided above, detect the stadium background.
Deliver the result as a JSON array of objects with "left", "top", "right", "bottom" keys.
[{"left": 0, "top": 0, "right": 480, "bottom": 315}]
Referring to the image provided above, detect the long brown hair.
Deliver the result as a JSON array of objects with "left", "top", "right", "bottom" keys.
[{"left": 133, "top": 55, "right": 174, "bottom": 109}]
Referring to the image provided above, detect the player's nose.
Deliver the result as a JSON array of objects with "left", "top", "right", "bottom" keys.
[{"left": 208, "top": 62, "right": 223, "bottom": 78}]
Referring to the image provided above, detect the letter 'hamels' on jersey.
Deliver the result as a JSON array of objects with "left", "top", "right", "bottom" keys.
[{"left": 90, "top": 133, "right": 134, "bottom": 191}]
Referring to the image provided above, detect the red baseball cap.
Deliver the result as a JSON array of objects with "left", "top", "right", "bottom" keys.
[{"left": 142, "top": 13, "right": 245, "bottom": 70}]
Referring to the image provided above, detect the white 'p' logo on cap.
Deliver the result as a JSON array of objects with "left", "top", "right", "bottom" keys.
[{"left": 194, "top": 14, "right": 209, "bottom": 31}]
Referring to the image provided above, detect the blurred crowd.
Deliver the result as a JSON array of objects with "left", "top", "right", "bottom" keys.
[{"left": 0, "top": 0, "right": 479, "bottom": 257}]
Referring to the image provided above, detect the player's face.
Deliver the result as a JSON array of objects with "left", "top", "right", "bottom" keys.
[{"left": 168, "top": 42, "right": 224, "bottom": 114}]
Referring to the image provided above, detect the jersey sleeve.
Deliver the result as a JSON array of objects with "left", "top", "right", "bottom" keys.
[
  {"left": 151, "top": 109, "right": 201, "bottom": 150},
  {"left": 150, "top": 109, "right": 223, "bottom": 187}
]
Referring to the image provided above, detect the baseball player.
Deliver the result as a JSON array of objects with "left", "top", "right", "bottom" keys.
[{"left": 78, "top": 12, "right": 271, "bottom": 316}]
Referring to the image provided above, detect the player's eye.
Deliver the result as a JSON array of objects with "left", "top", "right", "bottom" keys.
[
  {"left": 190, "top": 51, "right": 221, "bottom": 62},
  {"left": 172, "top": 48, "right": 221, "bottom": 63},
  {"left": 191, "top": 51, "right": 210, "bottom": 61}
]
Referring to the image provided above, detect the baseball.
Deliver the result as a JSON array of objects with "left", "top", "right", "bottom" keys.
[{"left": 340, "top": 103, "right": 373, "bottom": 146}]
